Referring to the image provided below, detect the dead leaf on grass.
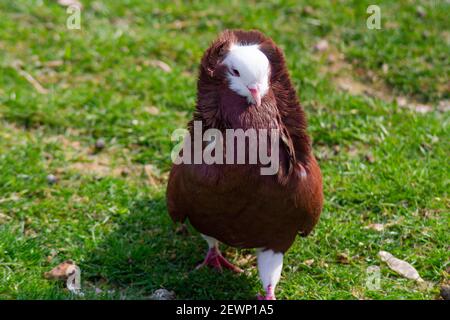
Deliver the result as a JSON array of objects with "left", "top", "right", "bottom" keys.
[
  {"left": 44, "top": 260, "right": 83, "bottom": 295},
  {"left": 12, "top": 60, "right": 48, "bottom": 94},
  {"left": 148, "top": 60, "right": 172, "bottom": 73},
  {"left": 378, "top": 251, "right": 424, "bottom": 283},
  {"left": 365, "top": 223, "right": 385, "bottom": 232},
  {"left": 144, "top": 106, "right": 160, "bottom": 115},
  {"left": 303, "top": 259, "right": 315, "bottom": 266},
  {"left": 337, "top": 253, "right": 350, "bottom": 264}
]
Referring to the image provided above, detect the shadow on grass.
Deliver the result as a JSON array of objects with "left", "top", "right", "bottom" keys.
[{"left": 83, "top": 194, "right": 256, "bottom": 300}]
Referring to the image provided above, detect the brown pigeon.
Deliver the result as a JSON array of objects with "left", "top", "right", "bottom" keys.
[{"left": 167, "top": 30, "right": 323, "bottom": 300}]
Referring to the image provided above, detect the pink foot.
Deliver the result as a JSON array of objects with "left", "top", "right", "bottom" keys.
[
  {"left": 257, "top": 285, "right": 276, "bottom": 300},
  {"left": 196, "top": 247, "right": 243, "bottom": 273}
]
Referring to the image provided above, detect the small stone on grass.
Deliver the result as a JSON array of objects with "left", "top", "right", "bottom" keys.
[
  {"left": 150, "top": 288, "right": 176, "bottom": 300},
  {"left": 47, "top": 174, "right": 58, "bottom": 185}
]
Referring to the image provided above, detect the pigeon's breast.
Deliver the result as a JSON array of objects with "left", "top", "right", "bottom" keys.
[{"left": 180, "top": 159, "right": 299, "bottom": 250}]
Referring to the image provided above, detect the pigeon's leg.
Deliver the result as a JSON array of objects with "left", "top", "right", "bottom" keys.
[
  {"left": 195, "top": 234, "right": 243, "bottom": 273},
  {"left": 256, "top": 249, "right": 283, "bottom": 300}
]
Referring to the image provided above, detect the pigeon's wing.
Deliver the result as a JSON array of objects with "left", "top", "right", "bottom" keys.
[
  {"left": 166, "top": 164, "right": 187, "bottom": 223},
  {"left": 258, "top": 38, "right": 312, "bottom": 185},
  {"left": 294, "top": 155, "right": 324, "bottom": 237},
  {"left": 259, "top": 38, "right": 323, "bottom": 237}
]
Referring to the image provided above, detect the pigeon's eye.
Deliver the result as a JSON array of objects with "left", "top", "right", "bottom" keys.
[{"left": 231, "top": 68, "right": 240, "bottom": 77}]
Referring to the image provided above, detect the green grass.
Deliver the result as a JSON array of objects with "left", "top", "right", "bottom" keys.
[{"left": 0, "top": 0, "right": 448, "bottom": 300}]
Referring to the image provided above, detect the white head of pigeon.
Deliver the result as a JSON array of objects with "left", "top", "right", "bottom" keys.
[{"left": 222, "top": 44, "right": 270, "bottom": 107}]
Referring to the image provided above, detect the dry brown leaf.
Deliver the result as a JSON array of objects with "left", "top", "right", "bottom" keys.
[
  {"left": 12, "top": 60, "right": 48, "bottom": 94},
  {"left": 378, "top": 251, "right": 424, "bottom": 282},
  {"left": 365, "top": 218, "right": 404, "bottom": 232},
  {"left": 337, "top": 253, "right": 350, "bottom": 264},
  {"left": 44, "top": 260, "right": 75, "bottom": 280},
  {"left": 365, "top": 223, "right": 385, "bottom": 232},
  {"left": 144, "top": 106, "right": 160, "bottom": 115},
  {"left": 44, "top": 60, "right": 64, "bottom": 68},
  {"left": 44, "top": 260, "right": 82, "bottom": 295},
  {"left": 303, "top": 259, "right": 315, "bottom": 266},
  {"left": 148, "top": 60, "right": 172, "bottom": 73}
]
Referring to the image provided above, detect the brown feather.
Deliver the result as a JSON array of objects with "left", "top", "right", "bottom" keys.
[{"left": 167, "top": 29, "right": 323, "bottom": 253}]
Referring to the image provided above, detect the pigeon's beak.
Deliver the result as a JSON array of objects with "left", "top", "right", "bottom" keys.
[{"left": 247, "top": 84, "right": 261, "bottom": 107}]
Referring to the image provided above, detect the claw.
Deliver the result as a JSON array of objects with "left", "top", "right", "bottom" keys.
[
  {"left": 257, "top": 285, "right": 276, "bottom": 300},
  {"left": 196, "top": 247, "right": 243, "bottom": 273},
  {"left": 257, "top": 294, "right": 275, "bottom": 300}
]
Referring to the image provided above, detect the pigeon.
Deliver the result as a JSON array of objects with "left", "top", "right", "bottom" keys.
[{"left": 167, "top": 30, "right": 323, "bottom": 300}]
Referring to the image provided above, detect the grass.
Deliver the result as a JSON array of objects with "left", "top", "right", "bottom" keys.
[{"left": 0, "top": 0, "right": 448, "bottom": 300}]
